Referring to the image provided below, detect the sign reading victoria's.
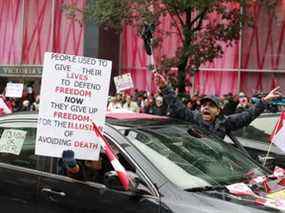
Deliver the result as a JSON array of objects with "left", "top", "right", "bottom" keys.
[{"left": 0, "top": 66, "right": 42, "bottom": 77}]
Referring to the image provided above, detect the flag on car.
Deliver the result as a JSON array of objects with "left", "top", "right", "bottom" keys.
[
  {"left": 271, "top": 112, "right": 285, "bottom": 152},
  {"left": 92, "top": 123, "right": 130, "bottom": 191}
]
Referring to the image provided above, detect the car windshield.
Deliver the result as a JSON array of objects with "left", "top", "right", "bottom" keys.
[{"left": 125, "top": 124, "right": 267, "bottom": 190}]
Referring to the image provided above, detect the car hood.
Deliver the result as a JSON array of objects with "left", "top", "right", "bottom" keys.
[{"left": 159, "top": 182, "right": 277, "bottom": 213}]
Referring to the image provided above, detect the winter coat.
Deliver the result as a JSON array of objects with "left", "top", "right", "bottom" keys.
[{"left": 161, "top": 86, "right": 267, "bottom": 139}]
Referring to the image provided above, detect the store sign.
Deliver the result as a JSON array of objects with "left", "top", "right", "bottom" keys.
[{"left": 0, "top": 66, "right": 42, "bottom": 77}]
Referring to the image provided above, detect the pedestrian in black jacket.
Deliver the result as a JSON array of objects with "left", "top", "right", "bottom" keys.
[{"left": 154, "top": 73, "right": 282, "bottom": 139}]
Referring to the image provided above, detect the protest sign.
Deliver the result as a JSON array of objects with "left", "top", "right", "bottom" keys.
[
  {"left": 0, "top": 129, "right": 27, "bottom": 155},
  {"left": 35, "top": 52, "right": 112, "bottom": 160},
  {"left": 114, "top": 73, "right": 134, "bottom": 92},
  {"left": 5, "top": 83, "right": 23, "bottom": 98}
]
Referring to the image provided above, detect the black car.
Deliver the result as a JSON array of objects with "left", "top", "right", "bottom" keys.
[{"left": 0, "top": 112, "right": 281, "bottom": 212}]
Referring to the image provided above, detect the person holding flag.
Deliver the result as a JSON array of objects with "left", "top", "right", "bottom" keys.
[{"left": 154, "top": 73, "right": 282, "bottom": 139}]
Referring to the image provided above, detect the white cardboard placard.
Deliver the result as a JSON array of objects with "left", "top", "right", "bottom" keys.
[
  {"left": 35, "top": 52, "right": 112, "bottom": 160},
  {"left": 114, "top": 73, "right": 134, "bottom": 92},
  {"left": 5, "top": 83, "right": 24, "bottom": 98},
  {"left": 0, "top": 129, "right": 27, "bottom": 155}
]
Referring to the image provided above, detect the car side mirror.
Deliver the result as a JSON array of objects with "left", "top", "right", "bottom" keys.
[
  {"left": 104, "top": 171, "right": 125, "bottom": 191},
  {"left": 104, "top": 171, "right": 147, "bottom": 194}
]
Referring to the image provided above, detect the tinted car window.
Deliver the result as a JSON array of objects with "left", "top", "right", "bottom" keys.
[
  {"left": 52, "top": 136, "right": 135, "bottom": 186},
  {"left": 232, "top": 115, "right": 279, "bottom": 143},
  {"left": 126, "top": 125, "right": 267, "bottom": 189},
  {"left": 233, "top": 125, "right": 270, "bottom": 142},
  {"left": 0, "top": 127, "right": 37, "bottom": 169}
]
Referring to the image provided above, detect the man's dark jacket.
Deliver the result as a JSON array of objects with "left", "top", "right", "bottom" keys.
[{"left": 161, "top": 86, "right": 268, "bottom": 139}]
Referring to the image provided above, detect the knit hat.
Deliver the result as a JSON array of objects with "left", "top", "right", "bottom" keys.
[{"left": 200, "top": 95, "right": 221, "bottom": 108}]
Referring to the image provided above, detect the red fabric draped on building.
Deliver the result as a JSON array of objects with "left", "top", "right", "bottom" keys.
[
  {"left": 0, "top": 0, "right": 284, "bottom": 96},
  {"left": 0, "top": 0, "right": 85, "bottom": 65},
  {"left": 241, "top": 2, "right": 285, "bottom": 95},
  {"left": 120, "top": 1, "right": 285, "bottom": 96}
]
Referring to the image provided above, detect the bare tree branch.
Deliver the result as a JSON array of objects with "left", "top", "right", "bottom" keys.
[
  {"left": 192, "top": 9, "right": 208, "bottom": 32},
  {"left": 190, "top": 8, "right": 208, "bottom": 28}
]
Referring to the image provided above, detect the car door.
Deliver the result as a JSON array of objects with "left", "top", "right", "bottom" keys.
[
  {"left": 37, "top": 134, "right": 160, "bottom": 213},
  {"left": 0, "top": 122, "right": 45, "bottom": 213},
  {"left": 38, "top": 175, "right": 159, "bottom": 213}
]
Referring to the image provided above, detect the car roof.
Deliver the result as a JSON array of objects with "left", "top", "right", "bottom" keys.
[
  {"left": 0, "top": 112, "right": 182, "bottom": 128},
  {"left": 106, "top": 112, "right": 168, "bottom": 120},
  {"left": 106, "top": 112, "right": 177, "bottom": 127},
  {"left": 257, "top": 112, "right": 280, "bottom": 118},
  {"left": 0, "top": 111, "right": 38, "bottom": 122}
]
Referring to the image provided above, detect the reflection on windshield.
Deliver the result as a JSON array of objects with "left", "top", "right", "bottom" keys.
[
  {"left": 233, "top": 125, "right": 270, "bottom": 142},
  {"left": 126, "top": 125, "right": 266, "bottom": 189}
]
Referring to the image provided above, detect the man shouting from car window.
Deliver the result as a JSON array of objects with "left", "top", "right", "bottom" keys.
[{"left": 154, "top": 73, "right": 282, "bottom": 139}]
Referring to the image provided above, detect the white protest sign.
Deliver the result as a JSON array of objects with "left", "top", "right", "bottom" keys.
[
  {"left": 5, "top": 83, "right": 24, "bottom": 98},
  {"left": 0, "top": 129, "right": 27, "bottom": 155},
  {"left": 35, "top": 52, "right": 112, "bottom": 160},
  {"left": 114, "top": 73, "right": 134, "bottom": 92}
]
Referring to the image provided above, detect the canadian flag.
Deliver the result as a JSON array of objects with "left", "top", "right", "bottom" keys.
[{"left": 271, "top": 112, "right": 285, "bottom": 152}]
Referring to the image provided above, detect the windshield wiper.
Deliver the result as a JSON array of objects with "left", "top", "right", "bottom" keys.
[
  {"left": 185, "top": 185, "right": 227, "bottom": 192},
  {"left": 187, "top": 128, "right": 203, "bottom": 138}
]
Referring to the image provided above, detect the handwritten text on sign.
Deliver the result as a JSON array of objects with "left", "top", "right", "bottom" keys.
[
  {"left": 35, "top": 53, "right": 112, "bottom": 160},
  {"left": 0, "top": 129, "right": 27, "bottom": 155},
  {"left": 114, "top": 73, "right": 134, "bottom": 92},
  {"left": 5, "top": 83, "right": 24, "bottom": 98}
]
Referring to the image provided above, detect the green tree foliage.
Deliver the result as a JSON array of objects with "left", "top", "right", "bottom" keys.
[{"left": 65, "top": 0, "right": 277, "bottom": 92}]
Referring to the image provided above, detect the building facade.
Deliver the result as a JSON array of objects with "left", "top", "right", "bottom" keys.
[
  {"left": 1, "top": 0, "right": 285, "bottom": 96},
  {"left": 0, "top": 0, "right": 120, "bottom": 95},
  {"left": 120, "top": 1, "right": 285, "bottom": 96}
]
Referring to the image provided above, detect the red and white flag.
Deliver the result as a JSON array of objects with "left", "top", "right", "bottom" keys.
[
  {"left": 271, "top": 112, "right": 285, "bottom": 152},
  {"left": 92, "top": 123, "right": 130, "bottom": 191}
]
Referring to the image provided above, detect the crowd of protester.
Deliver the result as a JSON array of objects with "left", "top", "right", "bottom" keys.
[
  {"left": 0, "top": 86, "right": 40, "bottom": 116},
  {"left": 106, "top": 89, "right": 283, "bottom": 116},
  {"left": 0, "top": 86, "right": 282, "bottom": 117}
]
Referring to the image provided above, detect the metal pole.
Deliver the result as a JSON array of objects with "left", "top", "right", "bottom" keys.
[
  {"left": 237, "top": 5, "right": 244, "bottom": 93},
  {"left": 121, "top": 66, "right": 285, "bottom": 73},
  {"left": 48, "top": 0, "right": 56, "bottom": 173},
  {"left": 263, "top": 142, "right": 273, "bottom": 167},
  {"left": 50, "top": 0, "right": 56, "bottom": 52},
  {"left": 118, "top": 32, "right": 122, "bottom": 75},
  {"left": 191, "top": 73, "right": 195, "bottom": 96},
  {"left": 19, "top": 0, "right": 25, "bottom": 64}
]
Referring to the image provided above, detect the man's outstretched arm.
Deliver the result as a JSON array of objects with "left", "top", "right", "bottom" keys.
[
  {"left": 154, "top": 72, "right": 197, "bottom": 122},
  {"left": 225, "top": 87, "right": 282, "bottom": 131}
]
